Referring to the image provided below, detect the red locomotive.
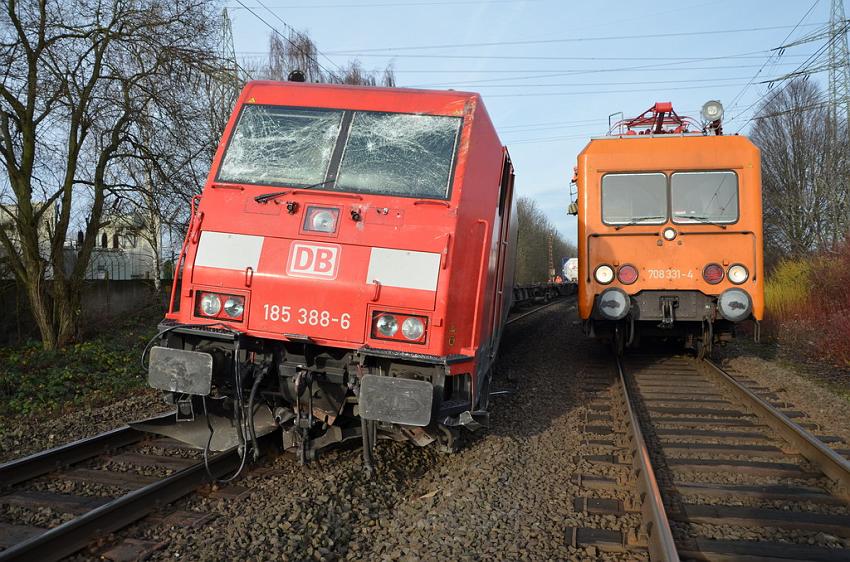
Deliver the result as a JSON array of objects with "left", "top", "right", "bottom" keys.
[{"left": 145, "top": 81, "right": 517, "bottom": 469}]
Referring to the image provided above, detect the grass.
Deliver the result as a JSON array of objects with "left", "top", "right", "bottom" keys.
[{"left": 0, "top": 306, "right": 162, "bottom": 419}]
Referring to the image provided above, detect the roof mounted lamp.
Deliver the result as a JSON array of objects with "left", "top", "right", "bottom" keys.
[{"left": 701, "top": 100, "right": 724, "bottom": 135}]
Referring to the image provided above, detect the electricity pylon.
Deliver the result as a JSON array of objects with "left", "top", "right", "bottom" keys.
[
  {"left": 207, "top": 8, "right": 241, "bottom": 137},
  {"left": 829, "top": 0, "right": 850, "bottom": 130}
]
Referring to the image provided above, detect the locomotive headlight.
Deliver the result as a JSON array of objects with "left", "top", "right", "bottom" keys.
[
  {"left": 727, "top": 264, "right": 749, "bottom": 285},
  {"left": 598, "top": 288, "right": 631, "bottom": 320},
  {"left": 304, "top": 206, "right": 340, "bottom": 234},
  {"left": 375, "top": 314, "right": 398, "bottom": 337},
  {"left": 223, "top": 296, "right": 245, "bottom": 319},
  {"left": 701, "top": 100, "right": 724, "bottom": 122},
  {"left": 594, "top": 264, "right": 615, "bottom": 284},
  {"left": 401, "top": 317, "right": 425, "bottom": 341},
  {"left": 663, "top": 227, "right": 677, "bottom": 241},
  {"left": 199, "top": 293, "right": 222, "bottom": 316},
  {"left": 718, "top": 288, "right": 752, "bottom": 322}
]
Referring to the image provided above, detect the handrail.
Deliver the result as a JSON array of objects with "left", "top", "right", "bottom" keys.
[
  {"left": 168, "top": 194, "right": 201, "bottom": 314},
  {"left": 469, "top": 219, "right": 490, "bottom": 349}
]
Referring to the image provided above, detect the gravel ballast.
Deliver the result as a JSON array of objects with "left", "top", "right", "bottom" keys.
[
  {"left": 0, "top": 389, "right": 171, "bottom": 463},
  {"left": 6, "top": 301, "right": 850, "bottom": 560},
  {"left": 60, "top": 300, "right": 646, "bottom": 561}
]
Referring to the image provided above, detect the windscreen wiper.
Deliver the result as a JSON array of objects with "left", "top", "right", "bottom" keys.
[
  {"left": 614, "top": 216, "right": 666, "bottom": 230},
  {"left": 254, "top": 179, "right": 336, "bottom": 203},
  {"left": 676, "top": 214, "right": 727, "bottom": 229}
]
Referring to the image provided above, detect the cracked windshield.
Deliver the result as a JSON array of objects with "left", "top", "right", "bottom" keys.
[
  {"left": 335, "top": 112, "right": 461, "bottom": 199},
  {"left": 218, "top": 105, "right": 344, "bottom": 186}
]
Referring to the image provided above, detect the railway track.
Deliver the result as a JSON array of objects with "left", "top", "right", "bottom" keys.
[
  {"left": 0, "top": 300, "right": 570, "bottom": 561},
  {"left": 506, "top": 296, "right": 572, "bottom": 326},
  {"left": 570, "top": 355, "right": 850, "bottom": 561},
  {"left": 0, "top": 413, "right": 248, "bottom": 561}
]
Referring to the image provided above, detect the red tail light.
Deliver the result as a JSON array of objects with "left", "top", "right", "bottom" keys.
[
  {"left": 702, "top": 263, "right": 724, "bottom": 285},
  {"left": 617, "top": 264, "right": 638, "bottom": 285}
]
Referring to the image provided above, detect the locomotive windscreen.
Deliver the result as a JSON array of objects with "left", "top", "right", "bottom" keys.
[
  {"left": 218, "top": 106, "right": 344, "bottom": 186},
  {"left": 335, "top": 112, "right": 461, "bottom": 199},
  {"left": 671, "top": 171, "right": 739, "bottom": 224},
  {"left": 601, "top": 173, "right": 667, "bottom": 225},
  {"left": 216, "top": 105, "right": 462, "bottom": 199}
]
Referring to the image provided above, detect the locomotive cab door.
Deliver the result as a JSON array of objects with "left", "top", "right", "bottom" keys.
[{"left": 489, "top": 150, "right": 515, "bottom": 358}]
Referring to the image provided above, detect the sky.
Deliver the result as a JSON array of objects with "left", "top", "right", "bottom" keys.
[{"left": 226, "top": 0, "right": 834, "bottom": 243}]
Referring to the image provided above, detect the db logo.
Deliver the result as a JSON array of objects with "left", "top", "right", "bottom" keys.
[{"left": 286, "top": 242, "right": 340, "bottom": 280}]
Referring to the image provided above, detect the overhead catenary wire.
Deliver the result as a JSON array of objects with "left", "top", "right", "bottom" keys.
[
  {"left": 230, "top": 0, "right": 537, "bottom": 8},
  {"left": 726, "top": 0, "right": 821, "bottom": 113},
  {"left": 729, "top": 19, "right": 849, "bottom": 132},
  {"left": 482, "top": 80, "right": 785, "bottom": 99},
  {"left": 231, "top": 0, "right": 344, "bottom": 81},
  {"left": 428, "top": 75, "right": 796, "bottom": 90},
  {"left": 253, "top": 0, "right": 346, "bottom": 77},
  {"left": 233, "top": 50, "right": 815, "bottom": 62},
  {"left": 406, "top": 60, "right": 819, "bottom": 89},
  {"left": 323, "top": 23, "right": 829, "bottom": 55}
]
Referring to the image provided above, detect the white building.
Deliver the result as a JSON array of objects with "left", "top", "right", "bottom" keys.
[{"left": 83, "top": 212, "right": 160, "bottom": 280}]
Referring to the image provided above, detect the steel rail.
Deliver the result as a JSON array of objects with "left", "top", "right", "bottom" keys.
[
  {"left": 0, "top": 412, "right": 176, "bottom": 488},
  {"left": 701, "top": 358, "right": 850, "bottom": 501},
  {"left": 506, "top": 298, "right": 566, "bottom": 326},
  {"left": 0, "top": 447, "right": 242, "bottom": 562},
  {"left": 616, "top": 357, "right": 681, "bottom": 562}
]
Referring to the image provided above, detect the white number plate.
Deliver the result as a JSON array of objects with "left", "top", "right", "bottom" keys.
[
  {"left": 647, "top": 268, "right": 694, "bottom": 280},
  {"left": 262, "top": 304, "right": 352, "bottom": 330}
]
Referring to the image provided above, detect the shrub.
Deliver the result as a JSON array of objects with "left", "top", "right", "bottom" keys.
[
  {"left": 0, "top": 309, "right": 159, "bottom": 418},
  {"left": 765, "top": 241, "right": 850, "bottom": 366}
]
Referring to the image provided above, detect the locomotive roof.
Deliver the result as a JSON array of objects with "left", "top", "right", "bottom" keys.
[
  {"left": 577, "top": 133, "right": 759, "bottom": 170},
  {"left": 238, "top": 80, "right": 483, "bottom": 118}
]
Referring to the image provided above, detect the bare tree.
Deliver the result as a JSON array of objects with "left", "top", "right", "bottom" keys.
[
  {"left": 262, "top": 29, "right": 395, "bottom": 87},
  {"left": 751, "top": 78, "right": 849, "bottom": 263},
  {"left": 0, "top": 0, "right": 219, "bottom": 349},
  {"left": 515, "top": 197, "right": 576, "bottom": 284}
]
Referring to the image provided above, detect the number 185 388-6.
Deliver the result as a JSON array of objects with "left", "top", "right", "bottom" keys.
[{"left": 262, "top": 304, "right": 351, "bottom": 330}]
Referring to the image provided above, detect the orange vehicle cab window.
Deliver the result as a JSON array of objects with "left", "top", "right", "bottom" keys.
[{"left": 671, "top": 171, "right": 739, "bottom": 225}]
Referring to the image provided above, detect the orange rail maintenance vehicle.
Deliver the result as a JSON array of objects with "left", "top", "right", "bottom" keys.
[
  {"left": 142, "top": 80, "right": 517, "bottom": 471},
  {"left": 573, "top": 101, "right": 763, "bottom": 356}
]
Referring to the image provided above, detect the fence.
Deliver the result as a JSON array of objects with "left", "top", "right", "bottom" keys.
[{"left": 0, "top": 280, "right": 166, "bottom": 345}]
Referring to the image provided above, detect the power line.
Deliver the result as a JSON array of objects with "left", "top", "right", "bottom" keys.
[
  {"left": 253, "top": 0, "right": 345, "bottom": 76},
  {"left": 230, "top": 0, "right": 536, "bottom": 8},
  {"left": 729, "top": 20, "right": 848, "bottom": 132},
  {"left": 749, "top": 96, "right": 832, "bottom": 120},
  {"left": 427, "top": 75, "right": 790, "bottom": 90},
  {"left": 500, "top": 101, "right": 754, "bottom": 143},
  {"left": 408, "top": 60, "right": 817, "bottom": 89},
  {"left": 499, "top": 117, "right": 610, "bottom": 130},
  {"left": 325, "top": 23, "right": 828, "bottom": 54},
  {"left": 483, "top": 81, "right": 763, "bottom": 100},
  {"left": 317, "top": 52, "right": 818, "bottom": 63},
  {"left": 727, "top": 1, "right": 821, "bottom": 111},
  {"left": 231, "top": 0, "right": 343, "bottom": 81},
  {"left": 234, "top": 50, "right": 814, "bottom": 62},
  {"left": 829, "top": 0, "right": 850, "bottom": 128}
]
